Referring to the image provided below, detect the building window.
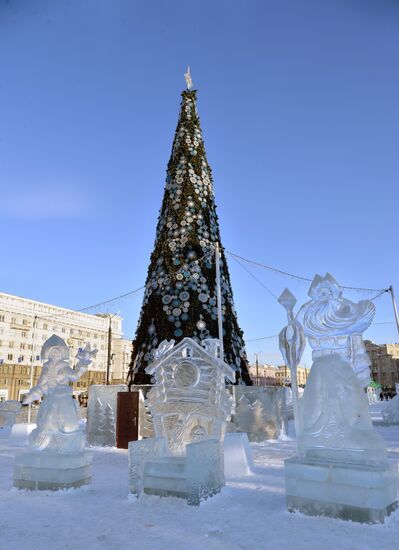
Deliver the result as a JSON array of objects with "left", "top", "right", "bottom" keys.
[
  {"left": 21, "top": 331, "right": 28, "bottom": 338},
  {"left": 62, "top": 327, "right": 66, "bottom": 333},
  {"left": 11, "top": 317, "right": 16, "bottom": 324},
  {"left": 9, "top": 341, "right": 14, "bottom": 348},
  {"left": 0, "top": 315, "right": 5, "bottom": 322},
  {"left": 43, "top": 323, "right": 48, "bottom": 330},
  {"left": 7, "top": 354, "right": 13, "bottom": 361},
  {"left": 22, "top": 319, "right": 28, "bottom": 326}
]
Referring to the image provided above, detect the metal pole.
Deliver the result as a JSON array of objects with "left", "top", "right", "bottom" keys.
[
  {"left": 389, "top": 286, "right": 399, "bottom": 338},
  {"left": 254, "top": 351, "right": 261, "bottom": 386},
  {"left": 28, "top": 315, "right": 37, "bottom": 424},
  {"left": 256, "top": 355, "right": 259, "bottom": 386},
  {"left": 106, "top": 316, "right": 112, "bottom": 385},
  {"left": 106, "top": 311, "right": 120, "bottom": 385},
  {"left": 215, "top": 242, "right": 224, "bottom": 361}
]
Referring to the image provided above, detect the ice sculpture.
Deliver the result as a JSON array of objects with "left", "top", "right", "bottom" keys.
[
  {"left": 299, "top": 354, "right": 386, "bottom": 464},
  {"left": 146, "top": 337, "right": 235, "bottom": 455},
  {"left": 128, "top": 336, "right": 234, "bottom": 505},
  {"left": 297, "top": 273, "right": 375, "bottom": 387},
  {"left": 381, "top": 395, "right": 399, "bottom": 425},
  {"left": 128, "top": 437, "right": 168, "bottom": 496},
  {"left": 87, "top": 384, "right": 127, "bottom": 447},
  {"left": 14, "top": 335, "right": 97, "bottom": 490},
  {"left": 223, "top": 432, "right": 254, "bottom": 478},
  {"left": 233, "top": 387, "right": 287, "bottom": 441},
  {"left": 185, "top": 438, "right": 224, "bottom": 505},
  {"left": 138, "top": 391, "right": 155, "bottom": 439},
  {"left": 100, "top": 404, "right": 116, "bottom": 447},
  {"left": 0, "top": 400, "right": 22, "bottom": 428},
  {"left": 279, "top": 275, "right": 397, "bottom": 523},
  {"left": 89, "top": 397, "right": 105, "bottom": 445}
]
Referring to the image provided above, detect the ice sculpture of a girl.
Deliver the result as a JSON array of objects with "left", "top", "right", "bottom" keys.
[{"left": 24, "top": 335, "right": 97, "bottom": 452}]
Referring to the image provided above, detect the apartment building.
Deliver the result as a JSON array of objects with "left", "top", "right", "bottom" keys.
[
  {"left": 0, "top": 292, "right": 132, "bottom": 401},
  {"left": 365, "top": 340, "right": 399, "bottom": 389}
]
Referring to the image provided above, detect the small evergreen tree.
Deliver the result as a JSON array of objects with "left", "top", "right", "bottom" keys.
[
  {"left": 235, "top": 395, "right": 254, "bottom": 433},
  {"left": 99, "top": 403, "right": 116, "bottom": 447},
  {"left": 90, "top": 397, "right": 104, "bottom": 445}
]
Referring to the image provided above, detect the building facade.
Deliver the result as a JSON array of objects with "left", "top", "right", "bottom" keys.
[
  {"left": 248, "top": 364, "right": 310, "bottom": 387},
  {"left": 0, "top": 292, "right": 132, "bottom": 401},
  {"left": 365, "top": 340, "right": 399, "bottom": 389}
]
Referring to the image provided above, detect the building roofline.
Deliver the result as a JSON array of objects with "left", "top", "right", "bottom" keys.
[{"left": 0, "top": 291, "right": 123, "bottom": 323}]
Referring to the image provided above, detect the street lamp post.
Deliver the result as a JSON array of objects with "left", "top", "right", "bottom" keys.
[
  {"left": 27, "top": 315, "right": 38, "bottom": 424},
  {"left": 106, "top": 312, "right": 120, "bottom": 385},
  {"left": 253, "top": 352, "right": 262, "bottom": 386}
]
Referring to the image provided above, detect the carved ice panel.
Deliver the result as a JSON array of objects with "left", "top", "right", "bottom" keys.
[{"left": 87, "top": 385, "right": 127, "bottom": 446}]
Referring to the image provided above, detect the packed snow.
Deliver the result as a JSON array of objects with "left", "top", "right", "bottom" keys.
[{"left": 1, "top": 402, "right": 398, "bottom": 550}]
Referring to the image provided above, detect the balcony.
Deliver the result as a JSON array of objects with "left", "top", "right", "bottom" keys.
[{"left": 11, "top": 322, "right": 32, "bottom": 330}]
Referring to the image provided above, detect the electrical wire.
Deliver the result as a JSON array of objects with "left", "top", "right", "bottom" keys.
[
  {"left": 31, "top": 286, "right": 145, "bottom": 323},
  {"left": 231, "top": 255, "right": 278, "bottom": 300},
  {"left": 226, "top": 250, "right": 388, "bottom": 294}
]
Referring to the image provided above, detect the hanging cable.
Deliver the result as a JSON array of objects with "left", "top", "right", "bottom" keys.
[
  {"left": 231, "top": 255, "right": 278, "bottom": 300},
  {"left": 369, "top": 289, "right": 390, "bottom": 302},
  {"left": 78, "top": 286, "right": 145, "bottom": 312},
  {"left": 32, "top": 285, "right": 145, "bottom": 323},
  {"left": 246, "top": 334, "right": 279, "bottom": 343},
  {"left": 226, "top": 250, "right": 388, "bottom": 294}
]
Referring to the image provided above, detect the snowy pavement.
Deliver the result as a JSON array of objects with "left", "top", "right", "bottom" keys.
[{"left": 1, "top": 407, "right": 398, "bottom": 550}]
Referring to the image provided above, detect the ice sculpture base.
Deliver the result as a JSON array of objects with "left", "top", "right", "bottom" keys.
[
  {"left": 129, "top": 437, "right": 224, "bottom": 505},
  {"left": 14, "top": 450, "right": 92, "bottom": 490},
  {"left": 143, "top": 456, "right": 188, "bottom": 499},
  {"left": 285, "top": 456, "right": 398, "bottom": 524},
  {"left": 9, "top": 423, "right": 36, "bottom": 447},
  {"left": 224, "top": 432, "right": 254, "bottom": 478}
]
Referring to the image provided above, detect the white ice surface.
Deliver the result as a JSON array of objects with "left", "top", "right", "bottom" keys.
[
  {"left": 1, "top": 404, "right": 398, "bottom": 550},
  {"left": 9, "top": 423, "right": 36, "bottom": 446},
  {"left": 224, "top": 432, "right": 254, "bottom": 478}
]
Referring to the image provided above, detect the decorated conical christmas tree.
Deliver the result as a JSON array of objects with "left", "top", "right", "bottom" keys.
[{"left": 128, "top": 75, "right": 251, "bottom": 386}]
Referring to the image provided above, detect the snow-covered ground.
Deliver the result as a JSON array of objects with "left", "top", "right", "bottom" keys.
[{"left": 1, "top": 403, "right": 398, "bottom": 550}]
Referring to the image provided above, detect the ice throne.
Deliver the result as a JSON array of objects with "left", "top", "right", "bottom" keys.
[{"left": 128, "top": 337, "right": 235, "bottom": 505}]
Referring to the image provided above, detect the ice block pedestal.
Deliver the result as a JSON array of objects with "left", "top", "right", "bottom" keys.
[
  {"left": 14, "top": 450, "right": 92, "bottom": 490},
  {"left": 285, "top": 457, "right": 398, "bottom": 524}
]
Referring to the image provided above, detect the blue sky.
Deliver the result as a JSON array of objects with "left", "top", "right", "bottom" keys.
[{"left": 1, "top": 0, "right": 398, "bottom": 366}]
